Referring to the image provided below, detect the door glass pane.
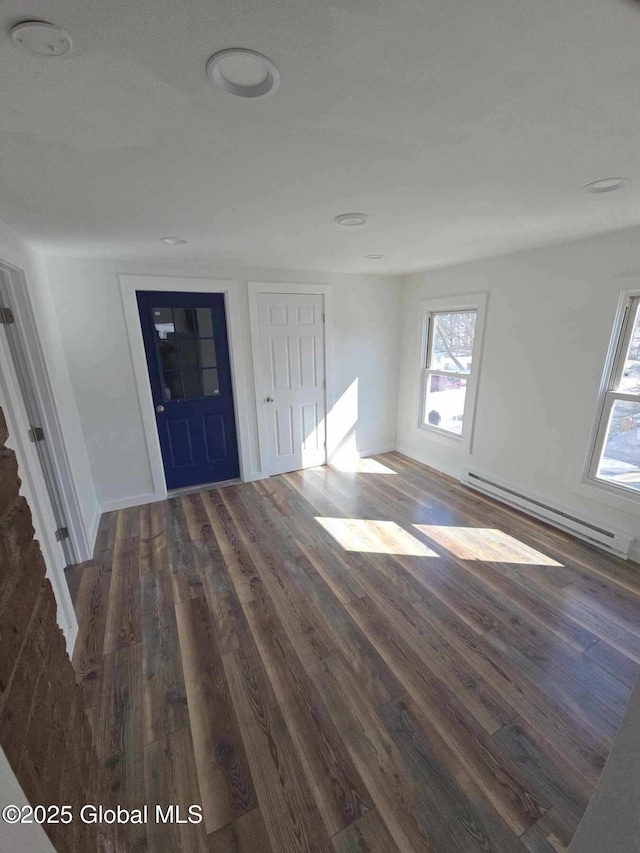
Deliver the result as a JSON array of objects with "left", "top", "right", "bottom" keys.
[
  {"left": 197, "top": 307, "right": 214, "bottom": 338},
  {"left": 596, "top": 399, "right": 640, "bottom": 490},
  {"left": 199, "top": 339, "right": 217, "bottom": 368},
  {"left": 202, "top": 368, "right": 219, "bottom": 396},
  {"left": 618, "top": 302, "right": 640, "bottom": 394},
  {"left": 163, "top": 371, "right": 183, "bottom": 400},
  {"left": 158, "top": 339, "right": 178, "bottom": 370},
  {"left": 179, "top": 339, "right": 199, "bottom": 369},
  {"left": 154, "top": 304, "right": 220, "bottom": 400},
  {"left": 153, "top": 307, "right": 175, "bottom": 339},
  {"left": 429, "top": 311, "right": 476, "bottom": 374},
  {"left": 174, "top": 308, "right": 198, "bottom": 335},
  {"left": 424, "top": 374, "right": 467, "bottom": 435},
  {"left": 182, "top": 371, "right": 204, "bottom": 398}
]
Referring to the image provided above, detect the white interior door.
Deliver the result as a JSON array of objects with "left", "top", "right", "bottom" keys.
[{"left": 257, "top": 292, "right": 326, "bottom": 475}]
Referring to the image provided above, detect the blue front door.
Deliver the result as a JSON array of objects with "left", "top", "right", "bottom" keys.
[{"left": 137, "top": 291, "right": 240, "bottom": 490}]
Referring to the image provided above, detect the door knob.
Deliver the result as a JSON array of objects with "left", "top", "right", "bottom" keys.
[
  {"left": 265, "top": 397, "right": 274, "bottom": 403},
  {"left": 156, "top": 404, "right": 165, "bottom": 413}
]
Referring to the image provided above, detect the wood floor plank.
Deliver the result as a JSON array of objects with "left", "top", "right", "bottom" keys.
[
  {"left": 520, "top": 808, "right": 575, "bottom": 853},
  {"left": 72, "top": 561, "right": 112, "bottom": 710},
  {"left": 378, "top": 697, "right": 531, "bottom": 852},
  {"left": 141, "top": 570, "right": 189, "bottom": 745},
  {"left": 194, "top": 537, "right": 244, "bottom": 655},
  {"left": 201, "top": 490, "right": 260, "bottom": 604},
  {"left": 208, "top": 807, "right": 274, "bottom": 853},
  {"left": 411, "top": 596, "right": 609, "bottom": 783},
  {"left": 144, "top": 725, "right": 209, "bottom": 853},
  {"left": 243, "top": 579, "right": 372, "bottom": 836},
  {"left": 103, "top": 514, "right": 141, "bottom": 655},
  {"left": 220, "top": 486, "right": 336, "bottom": 665},
  {"left": 175, "top": 595, "right": 257, "bottom": 834},
  {"left": 485, "top": 623, "right": 628, "bottom": 744},
  {"left": 309, "top": 652, "right": 442, "bottom": 853},
  {"left": 139, "top": 501, "right": 169, "bottom": 576},
  {"left": 181, "top": 492, "right": 216, "bottom": 542},
  {"left": 92, "top": 642, "right": 147, "bottom": 852},
  {"left": 582, "top": 639, "right": 640, "bottom": 691},
  {"left": 492, "top": 718, "right": 591, "bottom": 830},
  {"left": 222, "top": 640, "right": 331, "bottom": 853},
  {"left": 345, "top": 595, "right": 546, "bottom": 835},
  {"left": 343, "top": 551, "right": 516, "bottom": 734},
  {"left": 331, "top": 809, "right": 401, "bottom": 853},
  {"left": 164, "top": 497, "right": 205, "bottom": 603}
]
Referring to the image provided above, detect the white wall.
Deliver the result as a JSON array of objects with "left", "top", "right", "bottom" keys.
[
  {"left": 397, "top": 225, "right": 640, "bottom": 546},
  {"left": 0, "top": 748, "right": 56, "bottom": 853},
  {"left": 43, "top": 257, "right": 401, "bottom": 509}
]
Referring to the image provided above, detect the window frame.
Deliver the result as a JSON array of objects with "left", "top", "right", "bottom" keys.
[
  {"left": 417, "top": 293, "right": 487, "bottom": 452},
  {"left": 587, "top": 291, "right": 640, "bottom": 497}
]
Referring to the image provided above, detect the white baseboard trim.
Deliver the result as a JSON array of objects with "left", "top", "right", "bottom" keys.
[
  {"left": 86, "top": 499, "right": 101, "bottom": 559},
  {"left": 100, "top": 492, "right": 162, "bottom": 513},
  {"left": 629, "top": 540, "right": 640, "bottom": 565},
  {"left": 357, "top": 444, "right": 397, "bottom": 458},
  {"left": 395, "top": 444, "right": 463, "bottom": 482}
]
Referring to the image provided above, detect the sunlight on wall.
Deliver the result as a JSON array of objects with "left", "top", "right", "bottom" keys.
[
  {"left": 327, "top": 378, "right": 359, "bottom": 468},
  {"left": 316, "top": 517, "right": 439, "bottom": 556},
  {"left": 413, "top": 525, "right": 562, "bottom": 565}
]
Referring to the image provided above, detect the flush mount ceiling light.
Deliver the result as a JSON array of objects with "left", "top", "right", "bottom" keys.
[
  {"left": 206, "top": 48, "right": 280, "bottom": 99},
  {"left": 366, "top": 253, "right": 385, "bottom": 259},
  {"left": 334, "top": 213, "right": 369, "bottom": 227},
  {"left": 161, "top": 237, "right": 188, "bottom": 244},
  {"left": 11, "top": 21, "right": 72, "bottom": 56},
  {"left": 582, "top": 177, "right": 631, "bottom": 193}
]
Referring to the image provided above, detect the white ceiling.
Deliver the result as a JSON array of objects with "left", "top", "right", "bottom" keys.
[{"left": 3, "top": 0, "right": 640, "bottom": 273}]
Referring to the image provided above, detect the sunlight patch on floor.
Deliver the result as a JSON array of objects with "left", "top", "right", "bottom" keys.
[
  {"left": 413, "top": 525, "right": 562, "bottom": 565},
  {"left": 330, "top": 458, "right": 397, "bottom": 474},
  {"left": 316, "top": 517, "right": 438, "bottom": 556}
]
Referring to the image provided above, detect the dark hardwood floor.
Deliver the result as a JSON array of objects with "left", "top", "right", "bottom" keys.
[{"left": 71, "top": 452, "right": 640, "bottom": 853}]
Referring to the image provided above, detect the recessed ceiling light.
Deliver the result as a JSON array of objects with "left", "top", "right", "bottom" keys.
[
  {"left": 11, "top": 21, "right": 72, "bottom": 56},
  {"left": 366, "top": 254, "right": 384, "bottom": 259},
  {"left": 161, "top": 237, "right": 188, "bottom": 245},
  {"left": 582, "top": 177, "right": 631, "bottom": 193},
  {"left": 206, "top": 49, "right": 280, "bottom": 99},
  {"left": 334, "top": 213, "right": 368, "bottom": 227}
]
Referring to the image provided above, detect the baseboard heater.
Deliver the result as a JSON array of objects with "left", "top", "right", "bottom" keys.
[{"left": 460, "top": 470, "right": 632, "bottom": 558}]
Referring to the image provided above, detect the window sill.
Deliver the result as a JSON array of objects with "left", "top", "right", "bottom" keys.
[
  {"left": 418, "top": 422, "right": 464, "bottom": 441},
  {"left": 583, "top": 475, "right": 640, "bottom": 508}
]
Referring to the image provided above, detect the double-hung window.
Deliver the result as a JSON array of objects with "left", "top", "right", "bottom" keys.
[
  {"left": 589, "top": 294, "right": 640, "bottom": 494},
  {"left": 419, "top": 296, "right": 484, "bottom": 444}
]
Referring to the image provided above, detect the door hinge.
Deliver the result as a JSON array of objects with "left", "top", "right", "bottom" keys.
[
  {"left": 55, "top": 526, "right": 69, "bottom": 542},
  {"left": 0, "top": 306, "right": 15, "bottom": 325},
  {"left": 322, "top": 313, "right": 325, "bottom": 323},
  {"left": 28, "top": 427, "right": 45, "bottom": 443}
]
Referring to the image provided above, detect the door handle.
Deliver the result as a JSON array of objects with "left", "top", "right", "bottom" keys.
[
  {"left": 265, "top": 397, "right": 274, "bottom": 403},
  {"left": 156, "top": 404, "right": 165, "bottom": 413}
]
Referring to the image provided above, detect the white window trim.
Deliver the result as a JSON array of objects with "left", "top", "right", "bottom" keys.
[
  {"left": 585, "top": 288, "right": 640, "bottom": 501},
  {"left": 417, "top": 293, "right": 487, "bottom": 453}
]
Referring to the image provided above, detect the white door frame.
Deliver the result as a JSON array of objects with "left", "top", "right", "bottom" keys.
[
  {"left": 0, "top": 261, "right": 93, "bottom": 563},
  {"left": 119, "top": 275, "right": 253, "bottom": 503},
  {"left": 248, "top": 281, "right": 334, "bottom": 475},
  {"left": 0, "top": 309, "right": 78, "bottom": 651}
]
